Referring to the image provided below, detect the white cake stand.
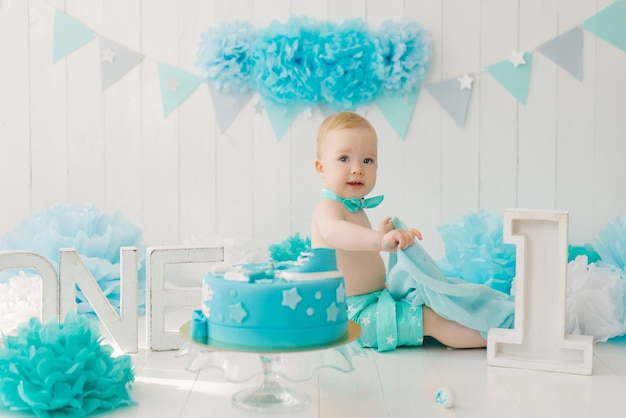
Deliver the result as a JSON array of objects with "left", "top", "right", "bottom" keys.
[{"left": 179, "top": 321, "right": 362, "bottom": 413}]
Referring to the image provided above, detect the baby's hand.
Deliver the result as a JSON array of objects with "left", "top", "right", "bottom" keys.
[
  {"left": 381, "top": 228, "right": 422, "bottom": 252},
  {"left": 378, "top": 217, "right": 394, "bottom": 233}
]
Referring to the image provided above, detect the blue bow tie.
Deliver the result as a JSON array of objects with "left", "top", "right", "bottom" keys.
[{"left": 320, "top": 189, "right": 384, "bottom": 213}]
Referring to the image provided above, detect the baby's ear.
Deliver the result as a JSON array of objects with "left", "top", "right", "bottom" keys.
[{"left": 314, "top": 160, "right": 324, "bottom": 176}]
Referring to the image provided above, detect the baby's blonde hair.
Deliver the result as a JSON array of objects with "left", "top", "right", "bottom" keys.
[{"left": 316, "top": 112, "right": 377, "bottom": 158}]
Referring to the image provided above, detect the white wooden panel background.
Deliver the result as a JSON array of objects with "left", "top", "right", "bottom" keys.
[{"left": 1, "top": 0, "right": 625, "bottom": 260}]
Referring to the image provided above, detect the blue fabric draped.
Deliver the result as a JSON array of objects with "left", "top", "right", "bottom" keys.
[{"left": 386, "top": 219, "right": 516, "bottom": 338}]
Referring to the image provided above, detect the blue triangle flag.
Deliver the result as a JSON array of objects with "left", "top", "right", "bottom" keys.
[
  {"left": 374, "top": 89, "right": 421, "bottom": 139},
  {"left": 486, "top": 52, "right": 532, "bottom": 105},
  {"left": 583, "top": 0, "right": 626, "bottom": 53},
  {"left": 425, "top": 76, "right": 473, "bottom": 127},
  {"left": 208, "top": 85, "right": 254, "bottom": 133},
  {"left": 537, "top": 27, "right": 583, "bottom": 81},
  {"left": 52, "top": 9, "right": 96, "bottom": 63},
  {"left": 100, "top": 37, "right": 143, "bottom": 90},
  {"left": 157, "top": 63, "right": 203, "bottom": 117},
  {"left": 263, "top": 100, "right": 307, "bottom": 141}
]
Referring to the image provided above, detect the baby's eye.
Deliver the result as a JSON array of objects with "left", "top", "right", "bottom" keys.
[
  {"left": 363, "top": 158, "right": 374, "bottom": 164},
  {"left": 339, "top": 156, "right": 349, "bottom": 162}
]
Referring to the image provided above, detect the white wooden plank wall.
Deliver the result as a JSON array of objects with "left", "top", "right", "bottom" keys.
[{"left": 1, "top": 0, "right": 625, "bottom": 259}]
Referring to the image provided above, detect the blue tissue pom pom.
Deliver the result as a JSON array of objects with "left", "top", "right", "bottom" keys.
[
  {"left": 436, "top": 210, "right": 516, "bottom": 294},
  {"left": 195, "top": 20, "right": 256, "bottom": 92},
  {"left": 375, "top": 18, "right": 431, "bottom": 94},
  {"left": 0, "top": 313, "right": 135, "bottom": 417},
  {"left": 595, "top": 214, "right": 626, "bottom": 274},
  {"left": 195, "top": 17, "right": 430, "bottom": 109},
  {"left": 253, "top": 16, "right": 322, "bottom": 105},
  {"left": 0, "top": 203, "right": 146, "bottom": 314},
  {"left": 317, "top": 19, "right": 383, "bottom": 110}
]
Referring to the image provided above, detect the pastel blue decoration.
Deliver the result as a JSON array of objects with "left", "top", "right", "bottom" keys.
[
  {"left": 425, "top": 76, "right": 472, "bottom": 127},
  {"left": 595, "top": 214, "right": 626, "bottom": 272},
  {"left": 583, "top": 0, "right": 626, "bottom": 53},
  {"left": 195, "top": 20, "right": 256, "bottom": 92},
  {"left": 268, "top": 233, "right": 311, "bottom": 262},
  {"left": 0, "top": 203, "right": 146, "bottom": 315},
  {"left": 157, "top": 63, "right": 204, "bottom": 117},
  {"left": 537, "top": 27, "right": 583, "bottom": 81},
  {"left": 100, "top": 37, "right": 144, "bottom": 90},
  {"left": 52, "top": 9, "right": 96, "bottom": 63},
  {"left": 208, "top": 84, "right": 254, "bottom": 133},
  {"left": 486, "top": 51, "right": 532, "bottom": 105},
  {"left": 436, "top": 210, "right": 517, "bottom": 294},
  {"left": 262, "top": 99, "right": 308, "bottom": 141},
  {"left": 374, "top": 90, "right": 421, "bottom": 139},
  {"left": 0, "top": 313, "right": 135, "bottom": 417},
  {"left": 195, "top": 17, "right": 430, "bottom": 111}
]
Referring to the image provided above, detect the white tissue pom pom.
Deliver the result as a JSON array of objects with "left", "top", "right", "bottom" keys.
[{"left": 435, "top": 386, "right": 456, "bottom": 408}]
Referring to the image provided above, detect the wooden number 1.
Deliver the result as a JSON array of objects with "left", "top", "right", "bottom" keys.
[{"left": 487, "top": 209, "right": 593, "bottom": 375}]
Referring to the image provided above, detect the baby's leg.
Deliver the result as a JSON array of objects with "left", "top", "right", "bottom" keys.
[{"left": 422, "top": 306, "right": 486, "bottom": 349}]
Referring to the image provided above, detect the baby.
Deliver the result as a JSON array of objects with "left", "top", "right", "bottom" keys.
[{"left": 311, "top": 111, "right": 486, "bottom": 350}]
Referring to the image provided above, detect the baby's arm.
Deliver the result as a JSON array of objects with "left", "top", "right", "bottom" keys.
[{"left": 313, "top": 202, "right": 421, "bottom": 252}]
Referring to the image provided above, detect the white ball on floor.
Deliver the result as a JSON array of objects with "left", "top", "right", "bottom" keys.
[{"left": 435, "top": 386, "right": 456, "bottom": 408}]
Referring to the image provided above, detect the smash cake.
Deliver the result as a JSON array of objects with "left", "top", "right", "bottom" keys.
[{"left": 189, "top": 248, "right": 350, "bottom": 350}]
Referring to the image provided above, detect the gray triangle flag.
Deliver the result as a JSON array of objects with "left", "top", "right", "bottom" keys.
[
  {"left": 100, "top": 37, "right": 144, "bottom": 90},
  {"left": 208, "top": 84, "right": 254, "bottom": 133},
  {"left": 537, "top": 27, "right": 583, "bottom": 81},
  {"left": 425, "top": 75, "right": 472, "bottom": 127}
]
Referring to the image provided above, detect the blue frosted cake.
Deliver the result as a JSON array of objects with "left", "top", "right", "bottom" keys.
[{"left": 191, "top": 248, "right": 348, "bottom": 349}]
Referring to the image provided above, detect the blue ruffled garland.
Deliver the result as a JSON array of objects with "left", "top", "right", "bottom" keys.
[
  {"left": 195, "top": 16, "right": 430, "bottom": 110},
  {"left": 0, "top": 313, "right": 135, "bottom": 417},
  {"left": 0, "top": 204, "right": 146, "bottom": 315}
]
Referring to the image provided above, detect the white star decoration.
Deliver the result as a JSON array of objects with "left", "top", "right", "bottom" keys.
[
  {"left": 282, "top": 287, "right": 302, "bottom": 310},
  {"left": 347, "top": 304, "right": 356, "bottom": 315},
  {"left": 458, "top": 73, "right": 473, "bottom": 90},
  {"left": 386, "top": 335, "right": 396, "bottom": 345},
  {"left": 101, "top": 46, "right": 116, "bottom": 63},
  {"left": 166, "top": 77, "right": 180, "bottom": 92},
  {"left": 336, "top": 283, "right": 346, "bottom": 303},
  {"left": 326, "top": 302, "right": 339, "bottom": 322},
  {"left": 361, "top": 317, "right": 371, "bottom": 326},
  {"left": 508, "top": 50, "right": 526, "bottom": 68}
]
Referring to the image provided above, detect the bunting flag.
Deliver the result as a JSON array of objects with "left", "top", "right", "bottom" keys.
[
  {"left": 209, "top": 85, "right": 254, "bottom": 133},
  {"left": 263, "top": 100, "right": 308, "bottom": 141},
  {"left": 425, "top": 74, "right": 473, "bottom": 127},
  {"left": 486, "top": 51, "right": 532, "bottom": 105},
  {"left": 100, "top": 37, "right": 144, "bottom": 90},
  {"left": 537, "top": 27, "right": 583, "bottom": 81},
  {"left": 49, "top": 4, "right": 626, "bottom": 137},
  {"left": 583, "top": 0, "right": 626, "bottom": 53},
  {"left": 373, "top": 90, "right": 421, "bottom": 139},
  {"left": 52, "top": 9, "right": 95, "bottom": 63},
  {"left": 157, "top": 63, "right": 203, "bottom": 117}
]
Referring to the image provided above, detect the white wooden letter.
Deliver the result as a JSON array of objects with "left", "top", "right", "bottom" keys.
[
  {"left": 0, "top": 250, "right": 59, "bottom": 322},
  {"left": 487, "top": 209, "right": 593, "bottom": 375},
  {"left": 59, "top": 247, "right": 138, "bottom": 353},
  {"left": 146, "top": 246, "right": 223, "bottom": 351}
]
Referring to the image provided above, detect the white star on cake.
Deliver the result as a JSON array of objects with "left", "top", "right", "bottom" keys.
[
  {"left": 282, "top": 287, "right": 302, "bottom": 310},
  {"left": 326, "top": 302, "right": 339, "bottom": 322},
  {"left": 336, "top": 283, "right": 346, "bottom": 303},
  {"left": 229, "top": 302, "right": 248, "bottom": 324}
]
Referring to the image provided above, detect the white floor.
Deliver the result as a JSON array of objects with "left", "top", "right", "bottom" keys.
[
  {"left": 4, "top": 320, "right": 626, "bottom": 418},
  {"left": 113, "top": 329, "right": 626, "bottom": 418}
]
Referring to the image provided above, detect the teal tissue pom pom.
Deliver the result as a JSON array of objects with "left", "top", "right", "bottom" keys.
[
  {"left": 0, "top": 203, "right": 146, "bottom": 315},
  {"left": 0, "top": 313, "right": 135, "bottom": 417},
  {"left": 268, "top": 233, "right": 311, "bottom": 262}
]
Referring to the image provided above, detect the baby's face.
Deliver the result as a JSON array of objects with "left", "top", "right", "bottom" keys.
[{"left": 315, "top": 127, "right": 378, "bottom": 199}]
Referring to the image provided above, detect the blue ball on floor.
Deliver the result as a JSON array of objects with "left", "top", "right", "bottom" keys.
[{"left": 435, "top": 386, "right": 456, "bottom": 408}]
